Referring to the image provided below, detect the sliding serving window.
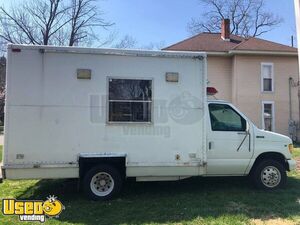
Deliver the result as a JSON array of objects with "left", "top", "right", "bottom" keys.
[{"left": 108, "top": 78, "right": 152, "bottom": 123}]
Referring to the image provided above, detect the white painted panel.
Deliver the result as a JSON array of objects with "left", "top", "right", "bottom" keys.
[{"left": 4, "top": 45, "right": 207, "bottom": 178}]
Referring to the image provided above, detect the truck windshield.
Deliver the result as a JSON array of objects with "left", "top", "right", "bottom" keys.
[{"left": 209, "top": 103, "right": 246, "bottom": 132}]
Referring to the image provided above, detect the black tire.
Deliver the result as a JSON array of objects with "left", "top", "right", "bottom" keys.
[
  {"left": 252, "top": 159, "right": 287, "bottom": 190},
  {"left": 83, "top": 165, "right": 123, "bottom": 200}
]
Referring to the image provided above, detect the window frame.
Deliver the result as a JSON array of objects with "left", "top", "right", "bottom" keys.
[
  {"left": 261, "top": 62, "right": 274, "bottom": 93},
  {"left": 208, "top": 103, "right": 247, "bottom": 132},
  {"left": 261, "top": 101, "right": 275, "bottom": 131},
  {"left": 106, "top": 76, "right": 154, "bottom": 124}
]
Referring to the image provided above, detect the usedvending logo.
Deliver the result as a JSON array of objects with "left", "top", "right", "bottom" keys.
[{"left": 2, "top": 195, "right": 65, "bottom": 223}]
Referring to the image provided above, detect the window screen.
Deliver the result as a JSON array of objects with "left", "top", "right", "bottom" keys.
[{"left": 108, "top": 78, "right": 152, "bottom": 122}]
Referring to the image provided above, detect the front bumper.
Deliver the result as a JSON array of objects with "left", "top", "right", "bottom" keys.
[
  {"left": 287, "top": 159, "right": 297, "bottom": 171},
  {"left": 0, "top": 165, "right": 3, "bottom": 183}
]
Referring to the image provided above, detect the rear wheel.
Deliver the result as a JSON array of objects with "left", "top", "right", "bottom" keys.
[
  {"left": 252, "top": 159, "right": 286, "bottom": 190},
  {"left": 83, "top": 165, "right": 123, "bottom": 200}
]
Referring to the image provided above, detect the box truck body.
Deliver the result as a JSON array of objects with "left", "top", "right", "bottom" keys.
[
  {"left": 2, "top": 44, "right": 296, "bottom": 200},
  {"left": 3, "top": 45, "right": 207, "bottom": 179}
]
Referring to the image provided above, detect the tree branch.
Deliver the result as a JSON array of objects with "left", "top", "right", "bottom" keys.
[{"left": 188, "top": 0, "right": 283, "bottom": 37}]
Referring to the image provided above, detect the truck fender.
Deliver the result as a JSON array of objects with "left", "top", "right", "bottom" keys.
[
  {"left": 246, "top": 152, "right": 288, "bottom": 175},
  {"left": 78, "top": 153, "right": 127, "bottom": 180}
]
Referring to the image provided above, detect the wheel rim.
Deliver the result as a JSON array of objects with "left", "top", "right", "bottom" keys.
[
  {"left": 90, "top": 172, "right": 114, "bottom": 197},
  {"left": 261, "top": 166, "right": 281, "bottom": 188}
]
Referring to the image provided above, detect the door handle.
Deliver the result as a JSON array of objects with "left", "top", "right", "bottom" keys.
[
  {"left": 208, "top": 141, "right": 213, "bottom": 150},
  {"left": 237, "top": 132, "right": 246, "bottom": 135}
]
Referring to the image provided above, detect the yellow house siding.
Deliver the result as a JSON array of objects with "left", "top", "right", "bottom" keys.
[
  {"left": 207, "top": 54, "right": 299, "bottom": 137},
  {"left": 231, "top": 55, "right": 299, "bottom": 136},
  {"left": 207, "top": 56, "right": 232, "bottom": 101}
]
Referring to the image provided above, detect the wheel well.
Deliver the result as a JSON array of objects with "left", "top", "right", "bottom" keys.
[
  {"left": 79, "top": 157, "right": 126, "bottom": 179},
  {"left": 250, "top": 152, "right": 289, "bottom": 174}
]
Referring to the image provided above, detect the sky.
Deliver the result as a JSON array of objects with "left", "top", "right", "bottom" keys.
[
  {"left": 1, "top": 0, "right": 298, "bottom": 48},
  {"left": 99, "top": 0, "right": 297, "bottom": 48}
]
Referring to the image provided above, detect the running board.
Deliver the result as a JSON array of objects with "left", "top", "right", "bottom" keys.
[{"left": 136, "top": 176, "right": 191, "bottom": 182}]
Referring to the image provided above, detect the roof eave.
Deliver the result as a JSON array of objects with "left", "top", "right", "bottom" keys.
[
  {"left": 228, "top": 50, "right": 298, "bottom": 56},
  {"left": 206, "top": 51, "right": 230, "bottom": 56}
]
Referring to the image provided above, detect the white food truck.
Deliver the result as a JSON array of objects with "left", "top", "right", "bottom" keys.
[{"left": 1, "top": 44, "right": 296, "bottom": 200}]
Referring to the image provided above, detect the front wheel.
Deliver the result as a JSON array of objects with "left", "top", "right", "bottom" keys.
[
  {"left": 83, "top": 165, "right": 123, "bottom": 200},
  {"left": 252, "top": 159, "right": 287, "bottom": 190}
]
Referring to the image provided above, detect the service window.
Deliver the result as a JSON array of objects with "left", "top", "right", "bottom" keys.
[
  {"left": 209, "top": 104, "right": 246, "bottom": 131},
  {"left": 108, "top": 78, "right": 152, "bottom": 122}
]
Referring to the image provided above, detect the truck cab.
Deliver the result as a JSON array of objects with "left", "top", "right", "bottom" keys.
[{"left": 206, "top": 99, "right": 296, "bottom": 189}]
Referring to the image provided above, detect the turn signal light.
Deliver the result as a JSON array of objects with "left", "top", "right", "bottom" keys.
[{"left": 288, "top": 144, "right": 294, "bottom": 153}]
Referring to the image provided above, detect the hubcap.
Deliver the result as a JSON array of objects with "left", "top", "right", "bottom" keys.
[
  {"left": 261, "top": 166, "right": 281, "bottom": 188},
  {"left": 90, "top": 172, "right": 114, "bottom": 197}
]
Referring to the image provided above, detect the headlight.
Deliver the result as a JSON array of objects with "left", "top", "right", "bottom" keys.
[{"left": 288, "top": 144, "right": 294, "bottom": 153}]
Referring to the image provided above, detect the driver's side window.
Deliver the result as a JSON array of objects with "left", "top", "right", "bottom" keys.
[{"left": 209, "top": 103, "right": 246, "bottom": 132}]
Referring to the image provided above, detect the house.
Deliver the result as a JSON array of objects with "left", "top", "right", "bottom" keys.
[{"left": 164, "top": 19, "right": 300, "bottom": 140}]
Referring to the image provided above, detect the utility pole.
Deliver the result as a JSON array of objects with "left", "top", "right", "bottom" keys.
[{"left": 294, "top": 0, "right": 300, "bottom": 140}]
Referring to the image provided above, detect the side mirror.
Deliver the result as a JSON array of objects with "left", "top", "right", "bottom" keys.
[{"left": 246, "top": 122, "right": 250, "bottom": 134}]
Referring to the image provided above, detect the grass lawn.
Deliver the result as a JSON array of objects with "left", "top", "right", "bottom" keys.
[{"left": 0, "top": 149, "right": 299, "bottom": 225}]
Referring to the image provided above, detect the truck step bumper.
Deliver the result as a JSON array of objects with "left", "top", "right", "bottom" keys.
[
  {"left": 0, "top": 163, "right": 3, "bottom": 183},
  {"left": 287, "top": 159, "right": 297, "bottom": 171}
]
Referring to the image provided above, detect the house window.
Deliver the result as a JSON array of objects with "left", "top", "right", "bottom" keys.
[
  {"left": 262, "top": 101, "right": 275, "bottom": 131},
  {"left": 261, "top": 63, "right": 274, "bottom": 92},
  {"left": 108, "top": 78, "right": 152, "bottom": 122}
]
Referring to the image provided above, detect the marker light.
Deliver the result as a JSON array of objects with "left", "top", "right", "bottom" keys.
[
  {"left": 207, "top": 87, "right": 218, "bottom": 96},
  {"left": 12, "top": 48, "right": 21, "bottom": 52},
  {"left": 288, "top": 144, "right": 294, "bottom": 153}
]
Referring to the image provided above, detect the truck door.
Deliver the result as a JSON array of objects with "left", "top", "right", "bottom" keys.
[{"left": 206, "top": 103, "right": 253, "bottom": 175}]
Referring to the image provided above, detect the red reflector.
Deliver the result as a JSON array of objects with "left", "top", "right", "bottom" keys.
[
  {"left": 12, "top": 48, "right": 21, "bottom": 52},
  {"left": 207, "top": 87, "right": 218, "bottom": 95}
]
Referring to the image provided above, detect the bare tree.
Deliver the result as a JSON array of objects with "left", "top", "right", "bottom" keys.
[
  {"left": 113, "top": 35, "right": 138, "bottom": 49},
  {"left": 0, "top": 0, "right": 113, "bottom": 48},
  {"left": 141, "top": 41, "right": 166, "bottom": 50},
  {"left": 113, "top": 35, "right": 166, "bottom": 50},
  {"left": 0, "top": 0, "right": 69, "bottom": 45},
  {"left": 0, "top": 56, "right": 5, "bottom": 124},
  {"left": 68, "top": 0, "right": 113, "bottom": 46},
  {"left": 187, "top": 0, "right": 283, "bottom": 37}
]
